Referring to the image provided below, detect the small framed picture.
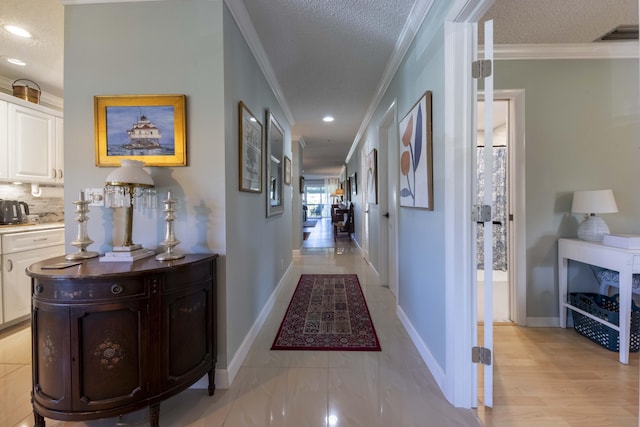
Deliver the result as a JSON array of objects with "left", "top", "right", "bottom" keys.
[{"left": 284, "top": 156, "right": 292, "bottom": 185}]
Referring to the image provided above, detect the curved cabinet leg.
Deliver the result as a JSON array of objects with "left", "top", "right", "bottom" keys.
[
  {"left": 33, "top": 410, "right": 45, "bottom": 427},
  {"left": 149, "top": 403, "right": 160, "bottom": 427},
  {"left": 207, "top": 367, "right": 215, "bottom": 396}
]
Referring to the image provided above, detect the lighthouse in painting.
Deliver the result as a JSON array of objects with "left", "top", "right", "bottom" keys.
[{"left": 124, "top": 114, "right": 162, "bottom": 149}]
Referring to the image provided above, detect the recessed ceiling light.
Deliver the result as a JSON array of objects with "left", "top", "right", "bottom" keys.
[
  {"left": 323, "top": 116, "right": 334, "bottom": 122},
  {"left": 7, "top": 58, "right": 26, "bottom": 66},
  {"left": 4, "top": 25, "right": 32, "bottom": 39}
]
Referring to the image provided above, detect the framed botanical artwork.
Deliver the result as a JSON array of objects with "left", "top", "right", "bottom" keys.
[
  {"left": 94, "top": 94, "right": 187, "bottom": 167},
  {"left": 398, "top": 91, "right": 433, "bottom": 209},
  {"left": 284, "top": 156, "right": 292, "bottom": 185},
  {"left": 367, "top": 148, "right": 378, "bottom": 204},
  {"left": 238, "top": 101, "right": 263, "bottom": 193},
  {"left": 350, "top": 172, "right": 357, "bottom": 196}
]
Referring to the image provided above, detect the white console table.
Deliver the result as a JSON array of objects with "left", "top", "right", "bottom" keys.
[{"left": 558, "top": 238, "right": 640, "bottom": 364}]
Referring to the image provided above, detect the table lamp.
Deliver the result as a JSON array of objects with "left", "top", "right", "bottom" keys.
[
  {"left": 103, "top": 160, "right": 156, "bottom": 260},
  {"left": 571, "top": 189, "right": 618, "bottom": 241},
  {"left": 335, "top": 188, "right": 344, "bottom": 202}
]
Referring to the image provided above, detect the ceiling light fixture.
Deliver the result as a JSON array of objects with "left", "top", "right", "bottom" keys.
[
  {"left": 7, "top": 58, "right": 26, "bottom": 66},
  {"left": 4, "top": 25, "right": 32, "bottom": 38},
  {"left": 323, "top": 116, "right": 334, "bottom": 122}
]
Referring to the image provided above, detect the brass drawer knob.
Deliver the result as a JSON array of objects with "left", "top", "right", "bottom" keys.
[{"left": 111, "top": 284, "right": 123, "bottom": 295}]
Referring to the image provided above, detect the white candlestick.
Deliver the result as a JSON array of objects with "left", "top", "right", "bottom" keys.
[
  {"left": 167, "top": 191, "right": 172, "bottom": 200},
  {"left": 80, "top": 190, "right": 85, "bottom": 201}
]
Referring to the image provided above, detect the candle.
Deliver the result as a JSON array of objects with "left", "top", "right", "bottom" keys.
[
  {"left": 167, "top": 191, "right": 172, "bottom": 200},
  {"left": 80, "top": 190, "right": 85, "bottom": 201}
]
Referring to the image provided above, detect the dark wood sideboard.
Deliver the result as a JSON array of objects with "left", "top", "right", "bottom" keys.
[{"left": 26, "top": 253, "right": 218, "bottom": 427}]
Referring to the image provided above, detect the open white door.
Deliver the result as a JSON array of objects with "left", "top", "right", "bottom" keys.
[{"left": 478, "top": 19, "right": 495, "bottom": 408}]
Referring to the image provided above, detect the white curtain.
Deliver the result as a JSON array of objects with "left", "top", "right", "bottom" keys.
[
  {"left": 325, "top": 177, "right": 339, "bottom": 199},
  {"left": 324, "top": 178, "right": 340, "bottom": 216}
]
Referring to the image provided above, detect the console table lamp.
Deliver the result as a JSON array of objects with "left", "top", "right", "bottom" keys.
[
  {"left": 105, "top": 159, "right": 155, "bottom": 249},
  {"left": 571, "top": 189, "right": 618, "bottom": 241}
]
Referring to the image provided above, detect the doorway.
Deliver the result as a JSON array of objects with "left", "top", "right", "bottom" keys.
[
  {"left": 477, "top": 99, "right": 511, "bottom": 323},
  {"left": 476, "top": 92, "right": 526, "bottom": 325}
]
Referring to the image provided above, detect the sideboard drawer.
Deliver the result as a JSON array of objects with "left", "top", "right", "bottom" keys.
[{"left": 33, "top": 277, "right": 147, "bottom": 302}]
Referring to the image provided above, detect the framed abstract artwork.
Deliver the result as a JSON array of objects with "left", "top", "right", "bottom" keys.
[{"left": 398, "top": 91, "right": 433, "bottom": 209}]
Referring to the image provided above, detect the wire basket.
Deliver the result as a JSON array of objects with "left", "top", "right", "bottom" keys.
[{"left": 569, "top": 292, "right": 640, "bottom": 352}]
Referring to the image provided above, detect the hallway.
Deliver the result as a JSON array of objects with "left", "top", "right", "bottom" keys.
[
  {"left": 2, "top": 240, "right": 639, "bottom": 426},
  {"left": 302, "top": 216, "right": 345, "bottom": 249},
  {"left": 0, "top": 240, "right": 481, "bottom": 427}
]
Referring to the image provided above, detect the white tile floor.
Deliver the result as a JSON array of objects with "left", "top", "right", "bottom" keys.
[{"left": 1, "top": 221, "right": 482, "bottom": 427}]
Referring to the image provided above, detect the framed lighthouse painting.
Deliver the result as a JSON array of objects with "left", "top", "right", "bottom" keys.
[{"left": 94, "top": 94, "right": 187, "bottom": 167}]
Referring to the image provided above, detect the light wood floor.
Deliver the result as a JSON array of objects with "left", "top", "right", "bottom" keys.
[{"left": 479, "top": 325, "right": 639, "bottom": 427}]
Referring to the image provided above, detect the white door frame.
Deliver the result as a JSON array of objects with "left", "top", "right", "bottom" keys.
[
  {"left": 379, "top": 100, "right": 399, "bottom": 296},
  {"left": 503, "top": 90, "right": 527, "bottom": 326},
  {"left": 479, "top": 90, "right": 526, "bottom": 326}
]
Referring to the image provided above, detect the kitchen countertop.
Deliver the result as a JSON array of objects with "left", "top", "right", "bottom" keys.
[{"left": 0, "top": 222, "right": 65, "bottom": 235}]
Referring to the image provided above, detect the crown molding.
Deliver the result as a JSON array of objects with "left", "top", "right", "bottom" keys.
[
  {"left": 346, "top": 0, "right": 435, "bottom": 163},
  {"left": 0, "top": 76, "right": 63, "bottom": 110},
  {"left": 223, "top": 0, "right": 295, "bottom": 127},
  {"left": 61, "top": 0, "right": 162, "bottom": 4},
  {"left": 488, "top": 42, "right": 639, "bottom": 60}
]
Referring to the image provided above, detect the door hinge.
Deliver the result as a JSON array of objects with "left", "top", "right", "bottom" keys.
[
  {"left": 472, "top": 59, "right": 492, "bottom": 79},
  {"left": 472, "top": 346, "right": 492, "bottom": 365},
  {"left": 472, "top": 204, "right": 492, "bottom": 223}
]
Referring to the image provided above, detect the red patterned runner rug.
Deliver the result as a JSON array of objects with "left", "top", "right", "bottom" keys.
[{"left": 271, "top": 274, "right": 381, "bottom": 351}]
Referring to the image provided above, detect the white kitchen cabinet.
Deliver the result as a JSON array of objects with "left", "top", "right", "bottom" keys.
[
  {"left": 0, "top": 99, "right": 7, "bottom": 180},
  {"left": 8, "top": 103, "right": 59, "bottom": 184},
  {"left": 1, "top": 228, "right": 65, "bottom": 327},
  {"left": 55, "top": 117, "right": 64, "bottom": 183},
  {"left": 0, "top": 93, "right": 64, "bottom": 185}
]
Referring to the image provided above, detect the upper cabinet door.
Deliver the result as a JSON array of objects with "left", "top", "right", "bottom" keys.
[
  {"left": 0, "top": 100, "right": 7, "bottom": 181},
  {"left": 8, "top": 104, "right": 57, "bottom": 183}
]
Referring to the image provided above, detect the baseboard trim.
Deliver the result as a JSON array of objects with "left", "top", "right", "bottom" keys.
[
  {"left": 526, "top": 316, "right": 560, "bottom": 327},
  {"left": 191, "top": 261, "right": 294, "bottom": 390},
  {"left": 396, "top": 305, "right": 446, "bottom": 393}
]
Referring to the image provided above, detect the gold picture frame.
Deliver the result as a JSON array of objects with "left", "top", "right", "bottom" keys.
[{"left": 94, "top": 94, "right": 187, "bottom": 167}]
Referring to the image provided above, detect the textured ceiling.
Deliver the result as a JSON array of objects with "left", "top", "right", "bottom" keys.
[
  {"left": 0, "top": 0, "right": 64, "bottom": 98},
  {"left": 481, "top": 0, "right": 638, "bottom": 44},
  {"left": 0, "top": 0, "right": 637, "bottom": 177},
  {"left": 242, "top": 0, "right": 415, "bottom": 177}
]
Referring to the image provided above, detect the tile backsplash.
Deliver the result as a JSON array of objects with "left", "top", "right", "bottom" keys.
[{"left": 0, "top": 183, "right": 65, "bottom": 223}]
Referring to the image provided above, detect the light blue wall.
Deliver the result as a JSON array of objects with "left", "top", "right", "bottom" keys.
[
  {"left": 351, "top": 1, "right": 451, "bottom": 368},
  {"left": 222, "top": 4, "right": 293, "bottom": 359},
  {"left": 63, "top": 0, "right": 292, "bottom": 371},
  {"left": 494, "top": 58, "right": 640, "bottom": 318}
]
